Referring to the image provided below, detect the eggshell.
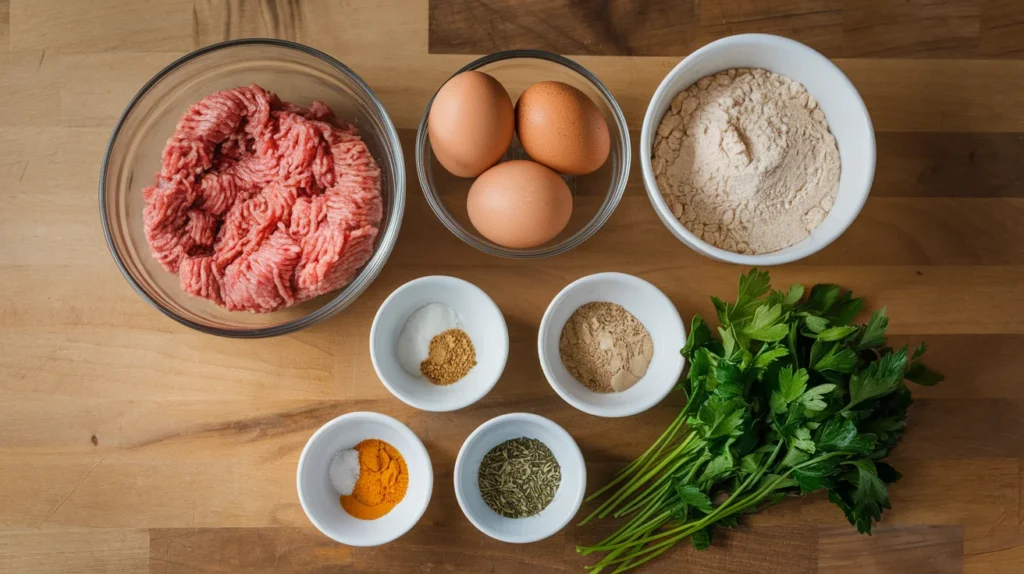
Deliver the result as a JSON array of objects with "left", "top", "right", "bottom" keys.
[
  {"left": 515, "top": 81, "right": 611, "bottom": 176},
  {"left": 428, "top": 71, "right": 515, "bottom": 178},
  {"left": 467, "top": 160, "right": 573, "bottom": 249}
]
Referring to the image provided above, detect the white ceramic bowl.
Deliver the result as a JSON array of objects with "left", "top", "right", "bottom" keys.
[
  {"left": 641, "top": 34, "right": 875, "bottom": 265},
  {"left": 538, "top": 273, "right": 686, "bottom": 418},
  {"left": 454, "top": 413, "right": 586, "bottom": 543},
  {"left": 370, "top": 276, "right": 509, "bottom": 412},
  {"left": 296, "top": 412, "right": 432, "bottom": 546}
]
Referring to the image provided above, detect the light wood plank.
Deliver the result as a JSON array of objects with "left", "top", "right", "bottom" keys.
[
  {"left": 9, "top": 0, "right": 194, "bottom": 52},
  {"left": 150, "top": 525, "right": 567, "bottom": 573},
  {"left": 0, "top": 530, "right": 148, "bottom": 574}
]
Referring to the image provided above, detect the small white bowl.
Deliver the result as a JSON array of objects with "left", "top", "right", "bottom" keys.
[
  {"left": 296, "top": 412, "right": 433, "bottom": 546},
  {"left": 370, "top": 276, "right": 509, "bottom": 412},
  {"left": 454, "top": 413, "right": 586, "bottom": 543},
  {"left": 641, "top": 34, "right": 875, "bottom": 265},
  {"left": 538, "top": 272, "right": 686, "bottom": 418}
]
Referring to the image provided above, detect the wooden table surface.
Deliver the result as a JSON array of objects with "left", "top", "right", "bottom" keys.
[{"left": 2, "top": 1, "right": 1023, "bottom": 572}]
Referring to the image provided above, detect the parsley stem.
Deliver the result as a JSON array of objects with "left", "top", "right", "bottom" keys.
[
  {"left": 583, "top": 433, "right": 699, "bottom": 524},
  {"left": 583, "top": 409, "right": 690, "bottom": 505}
]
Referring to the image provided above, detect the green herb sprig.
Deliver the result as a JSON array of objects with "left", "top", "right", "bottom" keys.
[{"left": 577, "top": 269, "right": 942, "bottom": 573}]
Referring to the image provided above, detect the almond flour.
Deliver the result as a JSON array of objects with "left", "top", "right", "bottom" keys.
[{"left": 652, "top": 68, "right": 840, "bottom": 255}]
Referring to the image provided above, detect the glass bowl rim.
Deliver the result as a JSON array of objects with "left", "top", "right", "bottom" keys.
[
  {"left": 415, "top": 49, "right": 631, "bottom": 259},
  {"left": 99, "top": 38, "right": 406, "bottom": 338}
]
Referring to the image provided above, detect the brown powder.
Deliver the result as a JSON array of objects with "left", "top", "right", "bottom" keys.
[
  {"left": 421, "top": 328, "right": 477, "bottom": 386},
  {"left": 559, "top": 302, "right": 654, "bottom": 393}
]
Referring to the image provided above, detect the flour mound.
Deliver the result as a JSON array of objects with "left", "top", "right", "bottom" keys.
[
  {"left": 652, "top": 69, "right": 840, "bottom": 255},
  {"left": 142, "top": 85, "right": 383, "bottom": 313}
]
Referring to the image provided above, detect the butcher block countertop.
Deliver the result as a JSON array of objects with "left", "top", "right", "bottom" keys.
[{"left": 2, "top": 1, "right": 1024, "bottom": 573}]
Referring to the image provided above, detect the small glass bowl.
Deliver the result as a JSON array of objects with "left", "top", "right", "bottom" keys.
[
  {"left": 100, "top": 39, "right": 405, "bottom": 338},
  {"left": 415, "top": 50, "right": 630, "bottom": 259}
]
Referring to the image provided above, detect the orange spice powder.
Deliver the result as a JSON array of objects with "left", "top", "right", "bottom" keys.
[{"left": 340, "top": 439, "right": 409, "bottom": 520}]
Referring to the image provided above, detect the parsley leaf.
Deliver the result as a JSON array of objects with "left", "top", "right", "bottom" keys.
[
  {"left": 817, "top": 418, "right": 876, "bottom": 454},
  {"left": 856, "top": 308, "right": 889, "bottom": 350},
  {"left": 682, "top": 315, "right": 713, "bottom": 356},
  {"left": 803, "top": 315, "right": 830, "bottom": 334},
  {"left": 825, "top": 291, "right": 864, "bottom": 326},
  {"left": 812, "top": 341, "right": 859, "bottom": 373},
  {"left": 784, "top": 284, "right": 806, "bottom": 307},
  {"left": 847, "top": 347, "right": 909, "bottom": 410},
  {"left": 816, "top": 325, "right": 860, "bottom": 342},
  {"left": 731, "top": 268, "right": 772, "bottom": 321},
  {"left": 695, "top": 396, "right": 747, "bottom": 439},
  {"left": 804, "top": 284, "right": 841, "bottom": 313},
  {"left": 800, "top": 384, "right": 836, "bottom": 411},
  {"left": 675, "top": 483, "right": 713, "bottom": 514},
  {"left": 702, "top": 450, "right": 735, "bottom": 483},
  {"left": 719, "top": 326, "right": 738, "bottom": 360},
  {"left": 845, "top": 459, "right": 892, "bottom": 534},
  {"left": 771, "top": 366, "right": 809, "bottom": 414},
  {"left": 742, "top": 304, "right": 789, "bottom": 342},
  {"left": 911, "top": 342, "right": 927, "bottom": 361},
  {"left": 691, "top": 527, "right": 713, "bottom": 550},
  {"left": 753, "top": 346, "right": 789, "bottom": 370}
]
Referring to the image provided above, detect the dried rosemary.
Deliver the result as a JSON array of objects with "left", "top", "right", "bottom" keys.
[{"left": 477, "top": 437, "right": 561, "bottom": 519}]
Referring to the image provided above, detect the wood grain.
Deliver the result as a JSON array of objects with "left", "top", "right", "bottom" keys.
[
  {"left": 0, "top": 530, "right": 148, "bottom": 574},
  {"left": 843, "top": 0, "right": 983, "bottom": 58},
  {"left": 429, "top": 0, "right": 1024, "bottom": 58},
  {"left": 3, "top": 0, "right": 1024, "bottom": 572},
  {"left": 818, "top": 525, "right": 964, "bottom": 574},
  {"left": 982, "top": 0, "right": 1024, "bottom": 58},
  {"left": 699, "top": 0, "right": 843, "bottom": 56},
  {"left": 429, "top": 0, "right": 700, "bottom": 56}
]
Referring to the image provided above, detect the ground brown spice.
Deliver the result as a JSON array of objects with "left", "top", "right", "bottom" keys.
[
  {"left": 559, "top": 302, "right": 653, "bottom": 393},
  {"left": 420, "top": 328, "right": 477, "bottom": 385}
]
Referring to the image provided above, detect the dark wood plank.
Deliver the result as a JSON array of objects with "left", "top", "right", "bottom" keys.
[
  {"left": 428, "top": 0, "right": 698, "bottom": 56},
  {"left": 888, "top": 335, "right": 1024, "bottom": 400},
  {"left": 981, "top": 0, "right": 1024, "bottom": 57},
  {"left": 818, "top": 525, "right": 964, "bottom": 574},
  {"left": 698, "top": 0, "right": 843, "bottom": 56},
  {"left": 430, "top": 0, "right": 1024, "bottom": 58},
  {"left": 899, "top": 400, "right": 1024, "bottom": 460},
  {"left": 843, "top": 0, "right": 982, "bottom": 58},
  {"left": 873, "top": 133, "right": 1024, "bottom": 198},
  {"left": 0, "top": 0, "right": 9, "bottom": 51}
]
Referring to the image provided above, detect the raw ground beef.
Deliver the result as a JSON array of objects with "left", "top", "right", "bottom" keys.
[{"left": 142, "top": 85, "right": 383, "bottom": 313}]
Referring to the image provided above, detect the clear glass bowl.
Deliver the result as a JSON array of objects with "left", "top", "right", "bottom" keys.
[
  {"left": 415, "top": 50, "right": 630, "bottom": 258},
  {"left": 100, "top": 39, "right": 405, "bottom": 338}
]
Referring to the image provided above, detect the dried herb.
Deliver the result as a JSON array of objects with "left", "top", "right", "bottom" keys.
[{"left": 478, "top": 437, "right": 561, "bottom": 518}]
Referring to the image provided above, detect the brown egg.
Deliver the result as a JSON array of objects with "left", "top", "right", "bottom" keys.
[
  {"left": 467, "top": 160, "right": 573, "bottom": 249},
  {"left": 428, "top": 71, "right": 515, "bottom": 178},
  {"left": 515, "top": 81, "right": 611, "bottom": 176}
]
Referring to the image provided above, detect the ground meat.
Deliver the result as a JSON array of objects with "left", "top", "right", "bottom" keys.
[{"left": 142, "top": 85, "right": 383, "bottom": 313}]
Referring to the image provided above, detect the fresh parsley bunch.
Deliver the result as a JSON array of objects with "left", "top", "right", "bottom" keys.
[{"left": 577, "top": 269, "right": 942, "bottom": 573}]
